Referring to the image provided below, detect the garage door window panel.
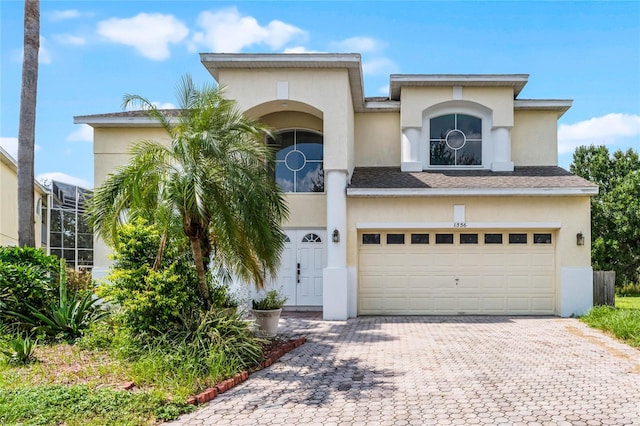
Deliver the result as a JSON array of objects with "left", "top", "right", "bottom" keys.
[
  {"left": 460, "top": 234, "right": 478, "bottom": 244},
  {"left": 484, "top": 233, "right": 503, "bottom": 244},
  {"left": 534, "top": 233, "right": 552, "bottom": 244},
  {"left": 411, "top": 233, "right": 429, "bottom": 244},
  {"left": 387, "top": 234, "right": 405, "bottom": 245},
  {"left": 436, "top": 233, "right": 454, "bottom": 244},
  {"left": 362, "top": 233, "right": 381, "bottom": 245},
  {"left": 509, "top": 233, "right": 528, "bottom": 244}
]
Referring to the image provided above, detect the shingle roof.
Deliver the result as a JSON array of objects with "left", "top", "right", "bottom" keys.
[{"left": 349, "top": 166, "right": 597, "bottom": 191}]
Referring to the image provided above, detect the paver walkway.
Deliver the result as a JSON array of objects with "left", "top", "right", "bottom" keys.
[{"left": 169, "top": 313, "right": 640, "bottom": 425}]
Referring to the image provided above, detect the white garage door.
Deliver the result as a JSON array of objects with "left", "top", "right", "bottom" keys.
[{"left": 358, "top": 231, "right": 555, "bottom": 315}]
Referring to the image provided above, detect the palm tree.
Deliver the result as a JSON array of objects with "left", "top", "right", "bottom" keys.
[
  {"left": 90, "top": 75, "right": 289, "bottom": 309},
  {"left": 17, "top": 0, "right": 40, "bottom": 247}
]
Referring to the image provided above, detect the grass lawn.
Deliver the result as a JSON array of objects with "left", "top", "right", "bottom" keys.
[
  {"left": 580, "top": 296, "right": 640, "bottom": 348},
  {"left": 616, "top": 296, "right": 640, "bottom": 309},
  {"left": 0, "top": 343, "right": 193, "bottom": 425}
]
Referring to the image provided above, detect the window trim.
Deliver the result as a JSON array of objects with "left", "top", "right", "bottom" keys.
[
  {"left": 269, "top": 128, "right": 324, "bottom": 193},
  {"left": 421, "top": 101, "right": 493, "bottom": 170}
]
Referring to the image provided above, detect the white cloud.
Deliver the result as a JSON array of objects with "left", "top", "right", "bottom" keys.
[
  {"left": 282, "top": 46, "right": 322, "bottom": 54},
  {"left": 123, "top": 100, "right": 176, "bottom": 112},
  {"left": 190, "top": 7, "right": 306, "bottom": 53},
  {"left": 97, "top": 13, "right": 189, "bottom": 61},
  {"left": 331, "top": 36, "right": 385, "bottom": 53},
  {"left": 558, "top": 113, "right": 640, "bottom": 154},
  {"left": 66, "top": 125, "right": 93, "bottom": 143},
  {"left": 362, "top": 57, "right": 398, "bottom": 75},
  {"left": 0, "top": 137, "right": 42, "bottom": 160},
  {"left": 53, "top": 34, "right": 86, "bottom": 46},
  {"left": 153, "top": 102, "right": 176, "bottom": 110},
  {"left": 37, "top": 172, "right": 92, "bottom": 189},
  {"left": 49, "top": 10, "right": 81, "bottom": 22}
]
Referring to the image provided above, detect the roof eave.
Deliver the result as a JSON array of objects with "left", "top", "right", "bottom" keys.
[
  {"left": 514, "top": 99, "right": 573, "bottom": 117},
  {"left": 347, "top": 187, "right": 599, "bottom": 197},
  {"left": 389, "top": 74, "right": 530, "bottom": 100}
]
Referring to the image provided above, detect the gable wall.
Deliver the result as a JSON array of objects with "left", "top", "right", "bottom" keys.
[
  {"left": 218, "top": 69, "right": 354, "bottom": 171},
  {"left": 400, "top": 87, "right": 515, "bottom": 128}
]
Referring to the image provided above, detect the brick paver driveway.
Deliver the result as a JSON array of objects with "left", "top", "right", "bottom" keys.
[{"left": 170, "top": 314, "right": 640, "bottom": 425}]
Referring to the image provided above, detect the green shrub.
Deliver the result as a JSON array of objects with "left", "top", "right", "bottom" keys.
[
  {"left": 617, "top": 281, "right": 640, "bottom": 297},
  {"left": 129, "top": 309, "right": 264, "bottom": 399},
  {"left": 0, "top": 246, "right": 59, "bottom": 323},
  {"left": 0, "top": 335, "right": 37, "bottom": 365},
  {"left": 252, "top": 289, "right": 287, "bottom": 310},
  {"left": 99, "top": 220, "right": 203, "bottom": 336},
  {"left": 9, "top": 259, "right": 107, "bottom": 342}
]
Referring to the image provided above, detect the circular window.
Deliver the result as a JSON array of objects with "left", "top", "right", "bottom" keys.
[
  {"left": 284, "top": 149, "right": 306, "bottom": 172},
  {"left": 445, "top": 129, "right": 466, "bottom": 150}
]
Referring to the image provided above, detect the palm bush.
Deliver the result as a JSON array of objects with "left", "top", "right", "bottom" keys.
[{"left": 89, "top": 75, "right": 288, "bottom": 309}]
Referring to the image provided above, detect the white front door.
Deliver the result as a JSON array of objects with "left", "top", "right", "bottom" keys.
[{"left": 275, "top": 230, "right": 325, "bottom": 307}]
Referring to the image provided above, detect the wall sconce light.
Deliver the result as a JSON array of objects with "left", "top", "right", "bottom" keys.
[
  {"left": 576, "top": 232, "right": 585, "bottom": 246},
  {"left": 332, "top": 228, "right": 340, "bottom": 243}
]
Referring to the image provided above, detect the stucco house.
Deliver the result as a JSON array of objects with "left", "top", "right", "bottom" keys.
[
  {"left": 0, "top": 145, "right": 49, "bottom": 249},
  {"left": 75, "top": 53, "right": 597, "bottom": 320}
]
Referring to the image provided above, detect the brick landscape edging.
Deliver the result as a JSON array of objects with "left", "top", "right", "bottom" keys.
[{"left": 186, "top": 336, "right": 307, "bottom": 406}]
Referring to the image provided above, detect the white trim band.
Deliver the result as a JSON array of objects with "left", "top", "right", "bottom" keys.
[
  {"left": 356, "top": 222, "right": 562, "bottom": 230},
  {"left": 347, "top": 187, "right": 598, "bottom": 197}
]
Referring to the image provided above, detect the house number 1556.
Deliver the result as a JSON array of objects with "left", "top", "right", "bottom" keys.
[{"left": 453, "top": 222, "right": 467, "bottom": 228}]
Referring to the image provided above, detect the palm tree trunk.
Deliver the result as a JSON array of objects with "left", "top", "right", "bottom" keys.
[
  {"left": 190, "top": 236, "right": 213, "bottom": 309},
  {"left": 17, "top": 0, "right": 40, "bottom": 247}
]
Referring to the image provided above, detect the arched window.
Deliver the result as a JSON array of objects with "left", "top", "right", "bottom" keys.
[
  {"left": 302, "top": 233, "right": 322, "bottom": 243},
  {"left": 268, "top": 129, "right": 324, "bottom": 193},
  {"left": 429, "top": 113, "right": 482, "bottom": 166}
]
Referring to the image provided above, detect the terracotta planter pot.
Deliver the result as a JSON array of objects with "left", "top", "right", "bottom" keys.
[{"left": 251, "top": 308, "right": 282, "bottom": 337}]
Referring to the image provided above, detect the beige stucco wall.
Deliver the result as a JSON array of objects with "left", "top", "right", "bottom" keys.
[
  {"left": 400, "top": 87, "right": 515, "bottom": 128},
  {"left": 0, "top": 160, "right": 19, "bottom": 246},
  {"left": 354, "top": 112, "right": 401, "bottom": 167},
  {"left": 260, "top": 111, "right": 322, "bottom": 132},
  {"left": 218, "top": 69, "right": 354, "bottom": 171},
  {"left": 512, "top": 110, "right": 559, "bottom": 166},
  {"left": 345, "top": 196, "right": 591, "bottom": 269},
  {"left": 93, "top": 127, "right": 171, "bottom": 267},
  {"left": 0, "top": 157, "right": 47, "bottom": 248}
]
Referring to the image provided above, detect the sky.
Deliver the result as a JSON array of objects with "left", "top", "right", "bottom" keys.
[{"left": 1, "top": 1, "right": 639, "bottom": 189}]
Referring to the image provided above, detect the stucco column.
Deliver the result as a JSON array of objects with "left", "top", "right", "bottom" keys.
[
  {"left": 491, "top": 127, "right": 514, "bottom": 171},
  {"left": 401, "top": 127, "right": 422, "bottom": 172},
  {"left": 323, "top": 169, "right": 348, "bottom": 320}
]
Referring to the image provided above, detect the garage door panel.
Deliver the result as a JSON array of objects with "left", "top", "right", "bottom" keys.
[{"left": 359, "top": 231, "right": 555, "bottom": 315}]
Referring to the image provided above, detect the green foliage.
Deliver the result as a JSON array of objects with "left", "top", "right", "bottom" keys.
[
  {"left": 128, "top": 309, "right": 264, "bottom": 399},
  {"left": 570, "top": 146, "right": 640, "bottom": 286},
  {"left": 99, "top": 220, "right": 203, "bottom": 336},
  {"left": 89, "top": 76, "right": 289, "bottom": 309},
  {"left": 581, "top": 305, "right": 640, "bottom": 347},
  {"left": 0, "top": 335, "right": 37, "bottom": 365},
  {"left": 9, "top": 259, "right": 107, "bottom": 342},
  {"left": 0, "top": 246, "right": 59, "bottom": 323},
  {"left": 252, "top": 289, "right": 287, "bottom": 310},
  {"left": 617, "top": 282, "right": 640, "bottom": 297},
  {"left": 0, "top": 384, "right": 194, "bottom": 425}
]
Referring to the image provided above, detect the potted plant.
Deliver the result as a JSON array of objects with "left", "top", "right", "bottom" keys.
[{"left": 251, "top": 289, "right": 287, "bottom": 337}]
